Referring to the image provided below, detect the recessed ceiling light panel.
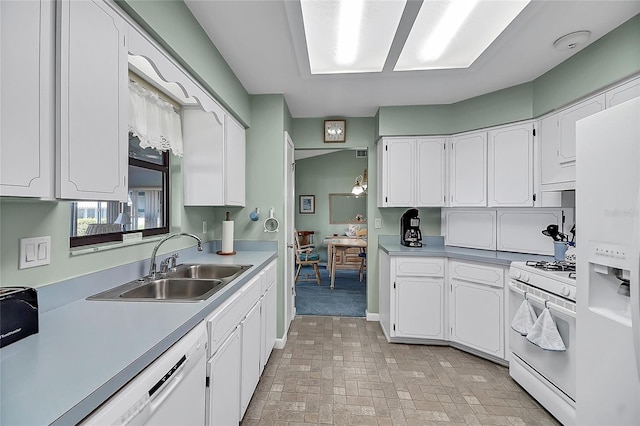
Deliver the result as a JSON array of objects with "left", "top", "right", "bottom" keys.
[
  {"left": 395, "top": 0, "right": 530, "bottom": 71},
  {"left": 301, "top": 0, "right": 407, "bottom": 74}
]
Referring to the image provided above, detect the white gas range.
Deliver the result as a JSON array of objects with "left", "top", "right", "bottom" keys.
[{"left": 508, "top": 260, "right": 577, "bottom": 426}]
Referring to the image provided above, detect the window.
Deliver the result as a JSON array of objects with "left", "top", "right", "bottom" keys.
[{"left": 69, "top": 134, "right": 170, "bottom": 247}]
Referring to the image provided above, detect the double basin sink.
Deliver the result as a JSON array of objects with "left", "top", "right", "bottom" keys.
[{"left": 88, "top": 264, "right": 252, "bottom": 302}]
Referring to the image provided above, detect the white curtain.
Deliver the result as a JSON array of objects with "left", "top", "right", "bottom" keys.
[{"left": 129, "top": 79, "right": 183, "bottom": 157}]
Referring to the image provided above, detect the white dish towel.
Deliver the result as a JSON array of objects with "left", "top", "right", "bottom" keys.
[
  {"left": 526, "top": 307, "right": 566, "bottom": 351},
  {"left": 511, "top": 299, "right": 537, "bottom": 336}
]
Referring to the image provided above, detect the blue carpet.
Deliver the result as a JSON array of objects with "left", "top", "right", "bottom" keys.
[{"left": 295, "top": 266, "right": 366, "bottom": 317}]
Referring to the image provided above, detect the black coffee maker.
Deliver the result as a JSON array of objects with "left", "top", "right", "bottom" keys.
[{"left": 400, "top": 209, "right": 423, "bottom": 247}]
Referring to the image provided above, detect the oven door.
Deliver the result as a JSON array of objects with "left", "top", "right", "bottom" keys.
[{"left": 508, "top": 280, "right": 577, "bottom": 402}]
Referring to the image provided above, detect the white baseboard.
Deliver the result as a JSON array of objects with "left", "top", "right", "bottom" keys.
[
  {"left": 274, "top": 335, "right": 287, "bottom": 350},
  {"left": 365, "top": 310, "right": 379, "bottom": 322}
]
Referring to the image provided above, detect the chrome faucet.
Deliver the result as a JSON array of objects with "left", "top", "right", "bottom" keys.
[{"left": 148, "top": 232, "right": 203, "bottom": 278}]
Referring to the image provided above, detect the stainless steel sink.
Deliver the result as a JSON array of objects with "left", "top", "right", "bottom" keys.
[
  {"left": 87, "top": 263, "right": 252, "bottom": 302},
  {"left": 118, "top": 278, "right": 225, "bottom": 301},
  {"left": 167, "top": 264, "right": 251, "bottom": 280}
]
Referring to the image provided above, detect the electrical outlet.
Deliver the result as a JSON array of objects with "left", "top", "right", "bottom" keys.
[
  {"left": 375, "top": 218, "right": 382, "bottom": 229},
  {"left": 203, "top": 221, "right": 207, "bottom": 234},
  {"left": 19, "top": 236, "right": 51, "bottom": 269}
]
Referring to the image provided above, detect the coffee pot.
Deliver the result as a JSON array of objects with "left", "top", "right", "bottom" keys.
[{"left": 400, "top": 208, "right": 423, "bottom": 247}]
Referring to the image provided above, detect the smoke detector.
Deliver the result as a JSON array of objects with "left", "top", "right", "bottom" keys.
[{"left": 553, "top": 31, "right": 591, "bottom": 52}]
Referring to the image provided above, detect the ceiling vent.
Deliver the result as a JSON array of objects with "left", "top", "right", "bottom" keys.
[{"left": 355, "top": 150, "right": 367, "bottom": 158}]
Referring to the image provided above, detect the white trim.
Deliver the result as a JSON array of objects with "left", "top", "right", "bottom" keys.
[{"left": 365, "top": 311, "right": 380, "bottom": 322}]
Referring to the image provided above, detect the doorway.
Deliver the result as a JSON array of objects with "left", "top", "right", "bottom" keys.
[{"left": 293, "top": 148, "right": 368, "bottom": 317}]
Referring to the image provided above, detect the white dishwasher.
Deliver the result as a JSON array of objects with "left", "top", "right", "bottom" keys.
[{"left": 82, "top": 323, "right": 207, "bottom": 425}]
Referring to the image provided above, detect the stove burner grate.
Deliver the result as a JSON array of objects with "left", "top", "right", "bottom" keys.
[{"left": 525, "top": 260, "right": 576, "bottom": 272}]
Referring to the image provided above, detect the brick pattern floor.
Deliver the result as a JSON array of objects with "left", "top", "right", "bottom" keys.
[{"left": 241, "top": 316, "right": 560, "bottom": 425}]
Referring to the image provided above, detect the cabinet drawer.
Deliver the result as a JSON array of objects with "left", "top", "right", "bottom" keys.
[
  {"left": 449, "top": 260, "right": 504, "bottom": 288},
  {"left": 206, "top": 274, "right": 262, "bottom": 356},
  {"left": 395, "top": 257, "right": 445, "bottom": 277}
]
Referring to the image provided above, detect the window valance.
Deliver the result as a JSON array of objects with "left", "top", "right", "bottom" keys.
[{"left": 128, "top": 79, "right": 183, "bottom": 157}]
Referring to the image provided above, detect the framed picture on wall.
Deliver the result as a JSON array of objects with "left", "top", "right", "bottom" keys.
[{"left": 299, "top": 195, "right": 315, "bottom": 214}]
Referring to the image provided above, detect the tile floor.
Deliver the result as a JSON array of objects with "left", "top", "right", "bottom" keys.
[{"left": 242, "top": 316, "right": 560, "bottom": 426}]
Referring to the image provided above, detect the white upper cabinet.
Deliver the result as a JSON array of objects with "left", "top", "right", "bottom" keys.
[
  {"left": 488, "top": 122, "right": 534, "bottom": 207},
  {"left": 448, "top": 131, "right": 487, "bottom": 207},
  {"left": 224, "top": 116, "right": 246, "bottom": 207},
  {"left": 416, "top": 138, "right": 447, "bottom": 206},
  {"left": 182, "top": 109, "right": 246, "bottom": 207},
  {"left": 56, "top": 0, "right": 129, "bottom": 201},
  {"left": 539, "top": 94, "right": 605, "bottom": 191},
  {"left": 606, "top": 76, "right": 640, "bottom": 108},
  {"left": 1, "top": 0, "right": 55, "bottom": 198},
  {"left": 182, "top": 107, "right": 225, "bottom": 206},
  {"left": 378, "top": 138, "right": 414, "bottom": 207},
  {"left": 377, "top": 137, "right": 445, "bottom": 207}
]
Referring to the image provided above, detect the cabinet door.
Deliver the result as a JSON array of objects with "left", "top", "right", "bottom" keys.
[
  {"left": 381, "top": 138, "right": 414, "bottom": 207},
  {"left": 540, "top": 94, "right": 605, "bottom": 190},
  {"left": 261, "top": 280, "right": 277, "bottom": 371},
  {"left": 606, "top": 77, "right": 640, "bottom": 108},
  {"left": 182, "top": 108, "right": 225, "bottom": 205},
  {"left": 449, "top": 132, "right": 487, "bottom": 206},
  {"left": 57, "top": 0, "right": 128, "bottom": 201},
  {"left": 450, "top": 279, "right": 504, "bottom": 359},
  {"left": 225, "top": 115, "right": 246, "bottom": 206},
  {"left": 416, "top": 138, "right": 446, "bottom": 207},
  {"left": 240, "top": 301, "right": 262, "bottom": 419},
  {"left": 488, "top": 123, "right": 534, "bottom": 207},
  {"left": 395, "top": 278, "right": 444, "bottom": 339},
  {"left": 207, "top": 327, "right": 241, "bottom": 426},
  {"left": 442, "top": 209, "right": 497, "bottom": 250},
  {"left": 1, "top": 0, "right": 54, "bottom": 198}
]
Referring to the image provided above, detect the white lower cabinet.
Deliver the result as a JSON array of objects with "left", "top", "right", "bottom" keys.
[
  {"left": 241, "top": 301, "right": 262, "bottom": 418},
  {"left": 381, "top": 256, "right": 446, "bottom": 341},
  {"left": 205, "top": 260, "right": 278, "bottom": 424},
  {"left": 395, "top": 277, "right": 445, "bottom": 339},
  {"left": 449, "top": 261, "right": 505, "bottom": 360},
  {"left": 261, "top": 260, "right": 278, "bottom": 372},
  {"left": 206, "top": 327, "right": 241, "bottom": 426},
  {"left": 380, "top": 252, "right": 507, "bottom": 362}
]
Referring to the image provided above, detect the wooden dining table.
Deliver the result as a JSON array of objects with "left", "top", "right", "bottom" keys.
[{"left": 322, "top": 236, "right": 367, "bottom": 289}]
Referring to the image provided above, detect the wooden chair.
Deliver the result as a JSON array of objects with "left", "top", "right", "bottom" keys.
[
  {"left": 294, "top": 230, "right": 321, "bottom": 285},
  {"left": 358, "top": 247, "right": 367, "bottom": 282}
]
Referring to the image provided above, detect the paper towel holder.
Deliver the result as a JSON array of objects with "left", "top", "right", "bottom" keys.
[{"left": 264, "top": 207, "right": 279, "bottom": 233}]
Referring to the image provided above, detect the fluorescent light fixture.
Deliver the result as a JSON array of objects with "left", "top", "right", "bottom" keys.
[
  {"left": 419, "top": 0, "right": 479, "bottom": 62},
  {"left": 336, "top": 0, "right": 365, "bottom": 65},
  {"left": 395, "top": 0, "right": 530, "bottom": 71},
  {"left": 301, "top": 0, "right": 406, "bottom": 74}
]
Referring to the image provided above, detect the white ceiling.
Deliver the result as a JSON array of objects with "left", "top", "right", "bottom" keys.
[{"left": 184, "top": 0, "right": 640, "bottom": 118}]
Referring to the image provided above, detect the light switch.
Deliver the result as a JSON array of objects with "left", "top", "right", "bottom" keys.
[
  {"left": 25, "top": 244, "right": 36, "bottom": 262},
  {"left": 37, "top": 243, "right": 47, "bottom": 261},
  {"left": 375, "top": 218, "right": 382, "bottom": 229},
  {"left": 19, "top": 236, "right": 51, "bottom": 269}
]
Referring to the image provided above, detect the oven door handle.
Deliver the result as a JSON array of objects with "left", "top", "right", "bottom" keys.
[{"left": 508, "top": 281, "right": 576, "bottom": 318}]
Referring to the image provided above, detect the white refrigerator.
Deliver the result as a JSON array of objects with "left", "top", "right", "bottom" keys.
[{"left": 575, "top": 97, "right": 640, "bottom": 425}]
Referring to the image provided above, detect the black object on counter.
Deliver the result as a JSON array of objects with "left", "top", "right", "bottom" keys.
[
  {"left": 401, "top": 209, "right": 423, "bottom": 247},
  {"left": 0, "top": 287, "right": 39, "bottom": 348}
]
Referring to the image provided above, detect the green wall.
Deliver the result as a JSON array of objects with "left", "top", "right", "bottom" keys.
[
  {"left": 0, "top": 158, "right": 216, "bottom": 288},
  {"left": 378, "top": 14, "right": 640, "bottom": 137},
  {"left": 117, "top": 0, "right": 251, "bottom": 126},
  {"left": 533, "top": 13, "right": 640, "bottom": 116},
  {"left": 215, "top": 94, "right": 288, "bottom": 336}
]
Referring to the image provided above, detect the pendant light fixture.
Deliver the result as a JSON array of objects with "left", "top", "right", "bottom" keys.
[{"left": 351, "top": 168, "right": 368, "bottom": 195}]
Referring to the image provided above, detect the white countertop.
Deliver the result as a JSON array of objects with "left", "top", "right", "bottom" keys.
[{"left": 0, "top": 248, "right": 277, "bottom": 425}]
